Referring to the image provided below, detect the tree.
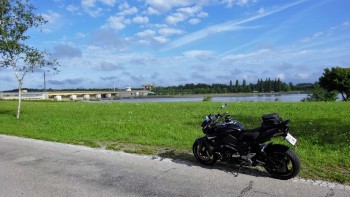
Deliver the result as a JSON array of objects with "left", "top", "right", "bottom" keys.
[
  {"left": 235, "top": 80, "right": 240, "bottom": 92},
  {"left": 242, "top": 79, "right": 247, "bottom": 92},
  {"left": 288, "top": 82, "right": 294, "bottom": 91},
  {"left": 0, "top": 0, "right": 59, "bottom": 119},
  {"left": 275, "top": 78, "right": 282, "bottom": 92},
  {"left": 319, "top": 67, "right": 350, "bottom": 101},
  {"left": 301, "top": 84, "right": 337, "bottom": 102},
  {"left": 257, "top": 79, "right": 264, "bottom": 92}
]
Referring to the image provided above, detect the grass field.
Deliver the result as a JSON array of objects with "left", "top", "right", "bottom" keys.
[{"left": 0, "top": 100, "right": 349, "bottom": 184}]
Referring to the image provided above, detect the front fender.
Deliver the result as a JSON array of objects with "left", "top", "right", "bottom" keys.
[
  {"left": 194, "top": 137, "right": 213, "bottom": 154},
  {"left": 195, "top": 137, "right": 207, "bottom": 145}
]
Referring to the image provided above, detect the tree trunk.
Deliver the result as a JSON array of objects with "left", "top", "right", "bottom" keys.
[{"left": 16, "top": 83, "right": 22, "bottom": 119}]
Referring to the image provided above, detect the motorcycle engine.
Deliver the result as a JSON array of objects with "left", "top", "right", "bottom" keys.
[{"left": 217, "top": 144, "right": 241, "bottom": 161}]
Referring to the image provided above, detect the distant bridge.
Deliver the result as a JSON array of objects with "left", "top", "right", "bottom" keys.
[
  {"left": 48, "top": 90, "right": 150, "bottom": 101},
  {"left": 0, "top": 90, "right": 151, "bottom": 101}
]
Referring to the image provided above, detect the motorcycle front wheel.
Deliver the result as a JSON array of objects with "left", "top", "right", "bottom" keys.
[
  {"left": 264, "top": 144, "right": 300, "bottom": 180},
  {"left": 192, "top": 141, "right": 217, "bottom": 165}
]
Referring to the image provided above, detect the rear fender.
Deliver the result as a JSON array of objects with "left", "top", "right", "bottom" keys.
[
  {"left": 264, "top": 144, "right": 290, "bottom": 154},
  {"left": 259, "top": 143, "right": 289, "bottom": 163}
]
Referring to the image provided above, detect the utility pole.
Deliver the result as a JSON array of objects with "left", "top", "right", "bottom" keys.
[{"left": 43, "top": 72, "right": 46, "bottom": 92}]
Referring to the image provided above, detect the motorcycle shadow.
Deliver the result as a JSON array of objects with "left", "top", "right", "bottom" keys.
[{"left": 156, "top": 150, "right": 270, "bottom": 178}]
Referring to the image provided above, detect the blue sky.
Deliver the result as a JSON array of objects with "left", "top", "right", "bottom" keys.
[{"left": 1, "top": 0, "right": 350, "bottom": 90}]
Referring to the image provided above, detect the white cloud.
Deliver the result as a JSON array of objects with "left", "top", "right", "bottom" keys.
[
  {"left": 66, "top": 5, "right": 79, "bottom": 12},
  {"left": 40, "top": 11, "right": 61, "bottom": 33},
  {"left": 120, "top": 6, "right": 138, "bottom": 16},
  {"left": 165, "top": 0, "right": 307, "bottom": 50},
  {"left": 165, "top": 12, "right": 187, "bottom": 25},
  {"left": 6, "top": 0, "right": 345, "bottom": 90},
  {"left": 188, "top": 18, "right": 201, "bottom": 25},
  {"left": 146, "top": 0, "right": 194, "bottom": 13},
  {"left": 82, "top": 3, "right": 102, "bottom": 17},
  {"left": 298, "top": 73, "right": 309, "bottom": 79},
  {"left": 165, "top": 5, "right": 205, "bottom": 25},
  {"left": 221, "top": 0, "right": 233, "bottom": 7},
  {"left": 301, "top": 31, "right": 324, "bottom": 43},
  {"left": 41, "top": 11, "right": 61, "bottom": 24},
  {"left": 100, "top": 0, "right": 117, "bottom": 7},
  {"left": 158, "top": 27, "right": 183, "bottom": 36},
  {"left": 236, "top": 0, "right": 251, "bottom": 6},
  {"left": 257, "top": 7, "right": 265, "bottom": 15},
  {"left": 313, "top": 31, "right": 324, "bottom": 38},
  {"left": 177, "top": 5, "right": 201, "bottom": 15},
  {"left": 276, "top": 73, "right": 285, "bottom": 80},
  {"left": 136, "top": 29, "right": 156, "bottom": 37},
  {"left": 132, "top": 16, "right": 149, "bottom": 24},
  {"left": 105, "top": 16, "right": 127, "bottom": 31},
  {"left": 118, "top": 1, "right": 129, "bottom": 10},
  {"left": 301, "top": 37, "right": 311, "bottom": 43},
  {"left": 197, "top": 11, "right": 208, "bottom": 18},
  {"left": 153, "top": 36, "right": 169, "bottom": 43},
  {"left": 220, "top": 0, "right": 255, "bottom": 8},
  {"left": 81, "top": 0, "right": 96, "bottom": 9},
  {"left": 81, "top": 0, "right": 118, "bottom": 17},
  {"left": 166, "top": 24, "right": 259, "bottom": 50},
  {"left": 222, "top": 49, "right": 271, "bottom": 61},
  {"left": 146, "top": 7, "right": 160, "bottom": 15},
  {"left": 82, "top": 0, "right": 117, "bottom": 8},
  {"left": 139, "top": 40, "right": 151, "bottom": 45},
  {"left": 183, "top": 50, "right": 210, "bottom": 56},
  {"left": 183, "top": 50, "right": 214, "bottom": 59},
  {"left": 42, "top": 28, "right": 52, "bottom": 33},
  {"left": 75, "top": 32, "right": 87, "bottom": 38},
  {"left": 117, "top": 1, "right": 137, "bottom": 16}
]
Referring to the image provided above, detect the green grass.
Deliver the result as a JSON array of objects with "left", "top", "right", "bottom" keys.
[{"left": 0, "top": 100, "right": 349, "bottom": 184}]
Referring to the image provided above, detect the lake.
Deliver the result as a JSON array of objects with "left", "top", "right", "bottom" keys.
[{"left": 101, "top": 93, "right": 309, "bottom": 103}]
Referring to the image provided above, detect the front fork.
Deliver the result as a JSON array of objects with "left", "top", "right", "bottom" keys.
[{"left": 195, "top": 137, "right": 214, "bottom": 157}]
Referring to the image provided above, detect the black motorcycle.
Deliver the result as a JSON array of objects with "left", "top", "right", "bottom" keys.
[{"left": 192, "top": 104, "right": 300, "bottom": 180}]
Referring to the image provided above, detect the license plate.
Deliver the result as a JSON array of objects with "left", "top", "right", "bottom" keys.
[{"left": 285, "top": 133, "right": 298, "bottom": 146}]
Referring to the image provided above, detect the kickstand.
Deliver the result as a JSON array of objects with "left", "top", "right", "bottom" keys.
[{"left": 233, "top": 164, "right": 243, "bottom": 177}]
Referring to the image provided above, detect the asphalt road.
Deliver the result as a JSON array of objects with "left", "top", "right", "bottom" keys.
[{"left": 0, "top": 134, "right": 349, "bottom": 197}]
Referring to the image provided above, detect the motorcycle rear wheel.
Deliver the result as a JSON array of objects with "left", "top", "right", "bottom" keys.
[
  {"left": 264, "top": 144, "right": 300, "bottom": 180},
  {"left": 192, "top": 141, "right": 217, "bottom": 165}
]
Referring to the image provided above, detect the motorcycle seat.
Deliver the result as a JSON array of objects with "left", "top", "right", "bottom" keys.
[{"left": 238, "top": 128, "right": 261, "bottom": 141}]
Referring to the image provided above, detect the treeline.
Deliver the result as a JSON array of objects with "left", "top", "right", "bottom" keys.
[
  {"left": 3, "top": 79, "right": 314, "bottom": 95},
  {"left": 153, "top": 79, "right": 313, "bottom": 95}
]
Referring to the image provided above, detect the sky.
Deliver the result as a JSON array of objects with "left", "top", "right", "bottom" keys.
[{"left": 1, "top": 0, "right": 350, "bottom": 91}]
